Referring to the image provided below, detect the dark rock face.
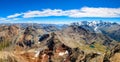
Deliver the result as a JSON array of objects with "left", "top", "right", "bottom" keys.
[
  {"left": 0, "top": 36, "right": 5, "bottom": 42},
  {"left": 110, "top": 44, "right": 120, "bottom": 57},
  {"left": 16, "top": 42, "right": 24, "bottom": 47},
  {"left": 39, "top": 34, "right": 49, "bottom": 41},
  {"left": 23, "top": 40, "right": 34, "bottom": 47}
]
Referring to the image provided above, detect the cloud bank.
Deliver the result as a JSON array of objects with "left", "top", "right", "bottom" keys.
[{"left": 22, "top": 7, "right": 120, "bottom": 18}]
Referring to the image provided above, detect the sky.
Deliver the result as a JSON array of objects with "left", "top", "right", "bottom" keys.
[{"left": 0, "top": 0, "right": 120, "bottom": 24}]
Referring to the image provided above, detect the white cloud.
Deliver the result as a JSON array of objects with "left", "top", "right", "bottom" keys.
[
  {"left": 0, "top": 17, "right": 9, "bottom": 21},
  {"left": 70, "top": 7, "right": 120, "bottom": 18},
  {"left": 4, "top": 7, "right": 120, "bottom": 20},
  {"left": 22, "top": 7, "right": 120, "bottom": 18},
  {"left": 0, "top": 17, "right": 20, "bottom": 23},
  {"left": 23, "top": 9, "right": 64, "bottom": 18},
  {"left": 7, "top": 13, "right": 22, "bottom": 18}
]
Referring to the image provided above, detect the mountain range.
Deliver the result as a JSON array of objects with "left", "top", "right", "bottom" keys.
[{"left": 0, "top": 21, "right": 120, "bottom": 62}]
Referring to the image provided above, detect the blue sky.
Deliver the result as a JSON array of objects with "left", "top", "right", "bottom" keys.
[{"left": 0, "top": 0, "right": 120, "bottom": 24}]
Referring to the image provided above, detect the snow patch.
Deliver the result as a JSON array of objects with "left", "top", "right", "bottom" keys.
[
  {"left": 58, "top": 50, "right": 68, "bottom": 56},
  {"left": 34, "top": 50, "right": 40, "bottom": 57}
]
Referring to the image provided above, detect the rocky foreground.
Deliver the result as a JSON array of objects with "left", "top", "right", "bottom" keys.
[{"left": 0, "top": 24, "right": 120, "bottom": 62}]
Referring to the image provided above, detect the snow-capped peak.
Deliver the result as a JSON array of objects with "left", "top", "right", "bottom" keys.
[{"left": 71, "top": 21, "right": 119, "bottom": 33}]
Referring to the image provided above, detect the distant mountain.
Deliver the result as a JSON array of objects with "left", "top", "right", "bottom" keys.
[
  {"left": 0, "top": 23, "right": 68, "bottom": 32},
  {"left": 70, "top": 21, "right": 120, "bottom": 41}
]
